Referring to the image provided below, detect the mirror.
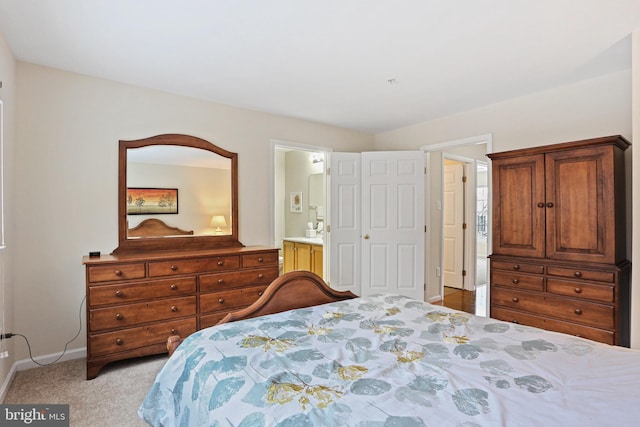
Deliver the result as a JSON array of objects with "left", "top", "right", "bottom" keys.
[{"left": 113, "top": 134, "right": 241, "bottom": 254}]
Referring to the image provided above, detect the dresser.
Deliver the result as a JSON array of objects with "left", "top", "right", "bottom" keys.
[
  {"left": 488, "top": 135, "right": 630, "bottom": 346},
  {"left": 83, "top": 246, "right": 279, "bottom": 379}
]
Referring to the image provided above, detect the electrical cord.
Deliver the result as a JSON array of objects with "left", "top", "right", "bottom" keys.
[{"left": 1, "top": 296, "right": 85, "bottom": 366}]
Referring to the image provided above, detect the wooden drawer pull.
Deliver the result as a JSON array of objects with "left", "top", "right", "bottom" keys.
[
  {"left": 115, "top": 290, "right": 124, "bottom": 297},
  {"left": 512, "top": 279, "right": 519, "bottom": 284},
  {"left": 114, "top": 270, "right": 123, "bottom": 276},
  {"left": 512, "top": 297, "right": 519, "bottom": 303},
  {"left": 513, "top": 265, "right": 520, "bottom": 271},
  {"left": 258, "top": 291, "right": 264, "bottom": 296},
  {"left": 574, "top": 287, "right": 582, "bottom": 294},
  {"left": 115, "top": 313, "right": 123, "bottom": 320},
  {"left": 574, "top": 308, "right": 583, "bottom": 315},
  {"left": 574, "top": 271, "right": 582, "bottom": 278},
  {"left": 257, "top": 257, "right": 264, "bottom": 263},
  {"left": 218, "top": 279, "right": 224, "bottom": 285},
  {"left": 511, "top": 319, "right": 519, "bottom": 324},
  {"left": 171, "top": 328, "right": 177, "bottom": 335},
  {"left": 171, "top": 306, "right": 178, "bottom": 312},
  {"left": 546, "top": 202, "right": 554, "bottom": 208},
  {"left": 218, "top": 298, "right": 224, "bottom": 304},
  {"left": 115, "top": 338, "right": 124, "bottom": 345},
  {"left": 537, "top": 202, "right": 545, "bottom": 208},
  {"left": 217, "top": 260, "right": 224, "bottom": 266},
  {"left": 170, "top": 265, "right": 178, "bottom": 271},
  {"left": 170, "top": 284, "right": 178, "bottom": 290},
  {"left": 258, "top": 273, "right": 264, "bottom": 279}
]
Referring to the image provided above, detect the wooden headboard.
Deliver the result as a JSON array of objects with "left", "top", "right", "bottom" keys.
[{"left": 127, "top": 218, "right": 194, "bottom": 238}]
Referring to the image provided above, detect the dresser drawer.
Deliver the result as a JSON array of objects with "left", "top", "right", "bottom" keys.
[
  {"left": 490, "top": 306, "right": 615, "bottom": 345},
  {"left": 490, "top": 287, "right": 614, "bottom": 329},
  {"left": 89, "top": 277, "right": 196, "bottom": 306},
  {"left": 89, "top": 296, "right": 196, "bottom": 332},
  {"left": 491, "top": 270, "right": 544, "bottom": 291},
  {"left": 148, "top": 256, "right": 240, "bottom": 277},
  {"left": 88, "top": 263, "right": 146, "bottom": 283},
  {"left": 242, "top": 252, "right": 279, "bottom": 268},
  {"left": 547, "top": 266, "right": 614, "bottom": 283},
  {"left": 200, "top": 268, "right": 278, "bottom": 292},
  {"left": 200, "top": 285, "right": 268, "bottom": 314},
  {"left": 199, "top": 312, "right": 229, "bottom": 330},
  {"left": 547, "top": 278, "right": 614, "bottom": 303},
  {"left": 89, "top": 318, "right": 197, "bottom": 357},
  {"left": 491, "top": 260, "right": 544, "bottom": 275}
]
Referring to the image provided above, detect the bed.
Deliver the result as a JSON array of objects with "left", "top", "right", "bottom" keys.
[
  {"left": 139, "top": 271, "right": 640, "bottom": 426},
  {"left": 127, "top": 218, "right": 194, "bottom": 238}
]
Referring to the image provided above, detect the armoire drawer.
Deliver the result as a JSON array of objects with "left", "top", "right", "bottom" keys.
[
  {"left": 200, "top": 268, "right": 278, "bottom": 292},
  {"left": 490, "top": 287, "right": 614, "bottom": 329},
  {"left": 88, "top": 263, "right": 146, "bottom": 283},
  {"left": 89, "top": 277, "right": 196, "bottom": 306},
  {"left": 547, "top": 266, "right": 615, "bottom": 283},
  {"left": 148, "top": 256, "right": 240, "bottom": 277},
  {"left": 89, "top": 296, "right": 196, "bottom": 331},
  {"left": 200, "top": 285, "right": 268, "bottom": 314},
  {"left": 89, "top": 318, "right": 197, "bottom": 357},
  {"left": 490, "top": 306, "right": 615, "bottom": 345},
  {"left": 546, "top": 278, "right": 614, "bottom": 303},
  {"left": 491, "top": 260, "right": 544, "bottom": 275},
  {"left": 491, "top": 270, "right": 544, "bottom": 291}
]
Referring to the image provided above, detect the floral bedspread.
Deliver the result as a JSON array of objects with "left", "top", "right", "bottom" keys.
[{"left": 138, "top": 294, "right": 640, "bottom": 426}]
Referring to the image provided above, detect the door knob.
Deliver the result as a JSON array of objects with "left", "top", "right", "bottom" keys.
[{"left": 363, "top": 234, "right": 370, "bottom": 240}]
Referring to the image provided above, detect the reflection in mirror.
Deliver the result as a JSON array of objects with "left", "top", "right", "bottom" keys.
[
  {"left": 126, "top": 145, "right": 232, "bottom": 238},
  {"left": 113, "top": 134, "right": 241, "bottom": 254}
]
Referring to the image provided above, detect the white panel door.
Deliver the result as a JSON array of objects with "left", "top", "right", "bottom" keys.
[
  {"left": 443, "top": 163, "right": 465, "bottom": 289},
  {"left": 328, "top": 153, "right": 361, "bottom": 294},
  {"left": 361, "top": 151, "right": 425, "bottom": 299}
]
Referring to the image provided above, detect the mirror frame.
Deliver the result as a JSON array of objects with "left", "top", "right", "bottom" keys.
[{"left": 113, "top": 134, "right": 241, "bottom": 254}]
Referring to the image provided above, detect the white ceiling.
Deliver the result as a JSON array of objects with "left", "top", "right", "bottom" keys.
[{"left": 1, "top": 1, "right": 638, "bottom": 133}]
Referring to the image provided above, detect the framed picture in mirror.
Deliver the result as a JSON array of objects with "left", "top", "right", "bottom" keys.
[{"left": 126, "top": 187, "right": 178, "bottom": 215}]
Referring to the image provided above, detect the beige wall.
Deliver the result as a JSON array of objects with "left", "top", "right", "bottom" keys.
[
  {"left": 0, "top": 33, "right": 16, "bottom": 393},
  {"left": 10, "top": 62, "right": 374, "bottom": 367},
  {"left": 375, "top": 69, "right": 635, "bottom": 346}
]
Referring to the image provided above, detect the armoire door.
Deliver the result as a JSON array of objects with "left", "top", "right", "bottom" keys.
[
  {"left": 491, "top": 154, "right": 546, "bottom": 258},
  {"left": 545, "top": 145, "right": 615, "bottom": 264}
]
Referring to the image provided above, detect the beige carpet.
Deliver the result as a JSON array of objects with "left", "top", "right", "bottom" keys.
[{"left": 3, "top": 355, "right": 167, "bottom": 427}]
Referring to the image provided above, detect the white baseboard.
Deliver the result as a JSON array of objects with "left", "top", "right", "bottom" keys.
[{"left": 0, "top": 347, "right": 86, "bottom": 402}]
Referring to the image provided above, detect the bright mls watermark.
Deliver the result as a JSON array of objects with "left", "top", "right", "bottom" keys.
[{"left": 0, "top": 405, "right": 69, "bottom": 426}]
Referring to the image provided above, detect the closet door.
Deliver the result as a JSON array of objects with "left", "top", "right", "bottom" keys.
[
  {"left": 491, "top": 154, "right": 545, "bottom": 258},
  {"left": 545, "top": 145, "right": 615, "bottom": 264}
]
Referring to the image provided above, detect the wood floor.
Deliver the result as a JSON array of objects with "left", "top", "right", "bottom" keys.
[{"left": 433, "top": 285, "right": 486, "bottom": 316}]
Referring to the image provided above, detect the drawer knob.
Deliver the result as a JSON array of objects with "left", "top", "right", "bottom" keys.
[
  {"left": 574, "top": 271, "right": 582, "bottom": 278},
  {"left": 512, "top": 297, "right": 519, "bottom": 303},
  {"left": 546, "top": 202, "right": 554, "bottom": 208},
  {"left": 258, "top": 273, "right": 264, "bottom": 279},
  {"left": 218, "top": 279, "right": 224, "bottom": 285},
  {"left": 170, "top": 265, "right": 178, "bottom": 271},
  {"left": 218, "top": 298, "right": 224, "bottom": 304},
  {"left": 574, "top": 287, "right": 582, "bottom": 294},
  {"left": 258, "top": 291, "right": 264, "bottom": 296},
  {"left": 171, "top": 328, "right": 177, "bottom": 335},
  {"left": 115, "top": 290, "right": 124, "bottom": 297},
  {"left": 115, "top": 313, "right": 123, "bottom": 320},
  {"left": 512, "top": 279, "right": 519, "bottom": 284},
  {"left": 170, "top": 284, "right": 178, "bottom": 290},
  {"left": 257, "top": 257, "right": 264, "bottom": 263},
  {"left": 537, "top": 202, "right": 545, "bottom": 208},
  {"left": 217, "top": 260, "right": 224, "bottom": 266},
  {"left": 114, "top": 270, "right": 122, "bottom": 276},
  {"left": 513, "top": 265, "right": 520, "bottom": 271},
  {"left": 511, "top": 319, "right": 519, "bottom": 324},
  {"left": 574, "top": 308, "right": 583, "bottom": 315},
  {"left": 115, "top": 338, "right": 123, "bottom": 345},
  {"left": 171, "top": 306, "right": 178, "bottom": 312}
]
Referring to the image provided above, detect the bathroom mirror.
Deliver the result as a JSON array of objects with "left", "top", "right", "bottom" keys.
[{"left": 113, "top": 134, "right": 241, "bottom": 254}]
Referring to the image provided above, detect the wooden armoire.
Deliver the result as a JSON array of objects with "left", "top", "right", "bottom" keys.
[{"left": 488, "top": 135, "right": 630, "bottom": 346}]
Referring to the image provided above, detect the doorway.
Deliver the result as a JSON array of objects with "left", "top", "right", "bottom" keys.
[
  {"left": 423, "top": 134, "right": 492, "bottom": 316},
  {"left": 271, "top": 140, "right": 331, "bottom": 278}
]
